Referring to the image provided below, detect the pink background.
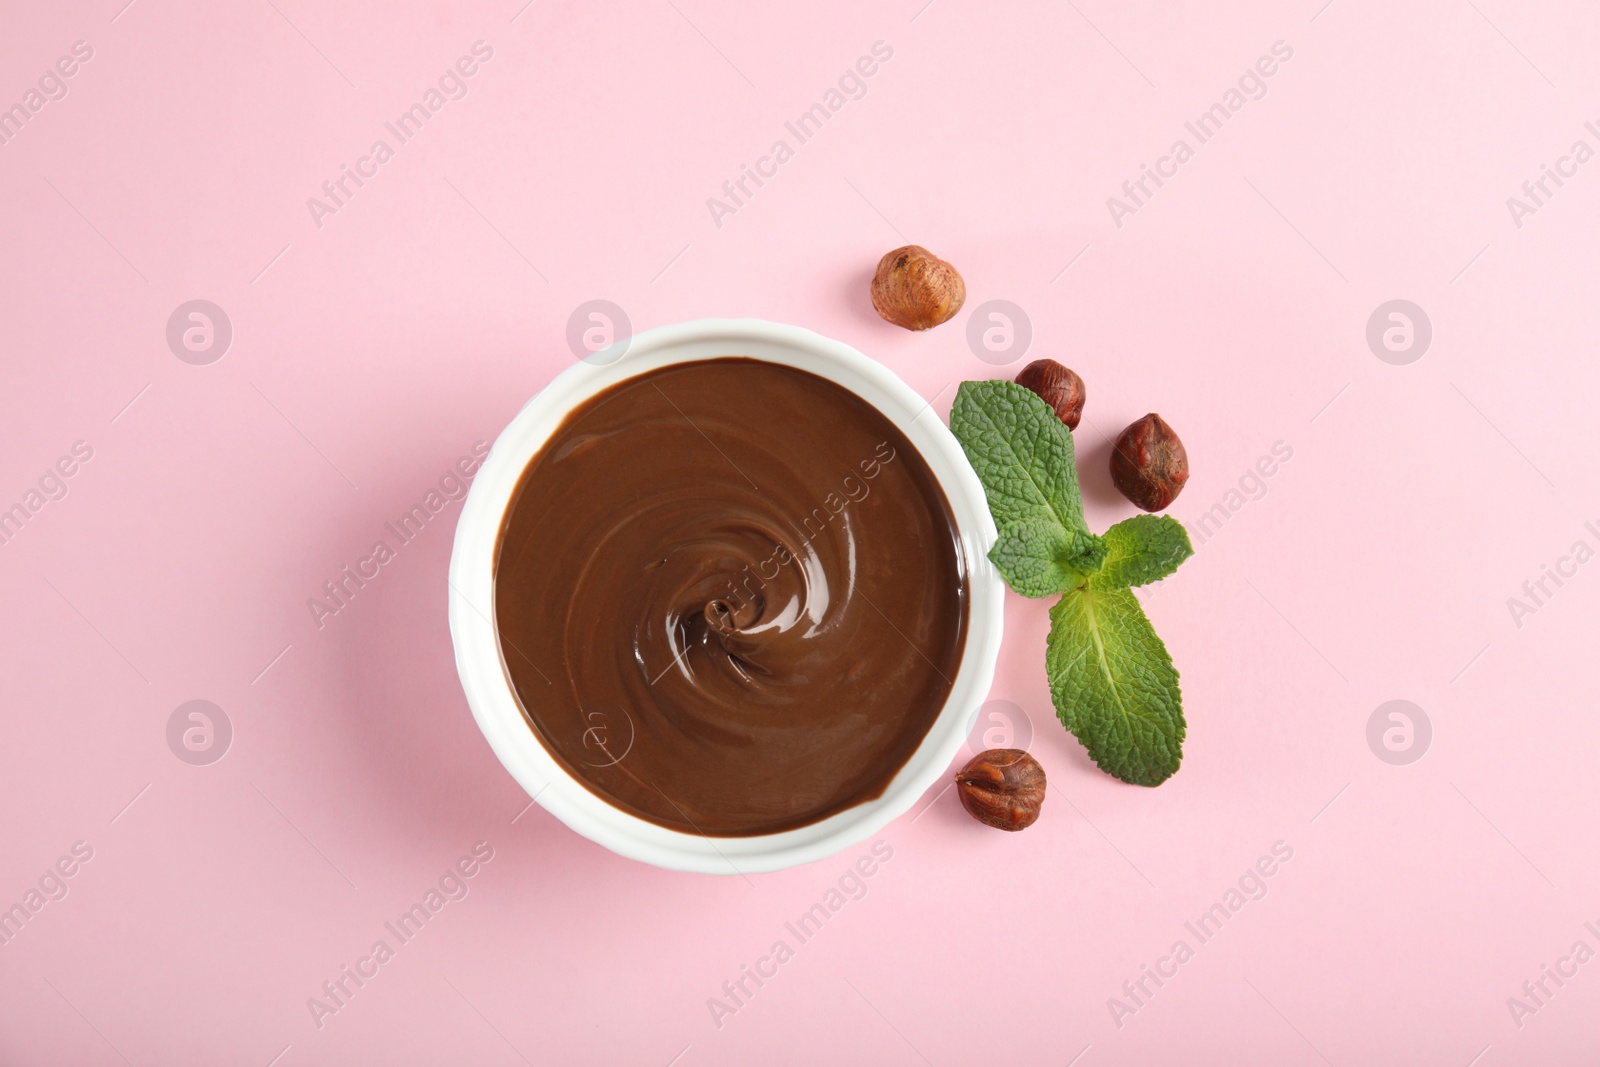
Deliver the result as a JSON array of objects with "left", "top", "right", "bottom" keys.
[{"left": 3, "top": 0, "right": 1598, "bottom": 1063}]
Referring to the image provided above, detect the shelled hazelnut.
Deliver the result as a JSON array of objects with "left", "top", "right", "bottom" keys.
[
  {"left": 955, "top": 749, "right": 1046, "bottom": 831},
  {"left": 1015, "top": 359, "right": 1086, "bottom": 429},
  {"left": 1110, "top": 414, "right": 1188, "bottom": 512},
  {"left": 870, "top": 245, "right": 965, "bottom": 330}
]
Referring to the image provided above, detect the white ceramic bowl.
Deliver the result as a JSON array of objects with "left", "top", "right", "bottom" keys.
[{"left": 448, "top": 319, "right": 1003, "bottom": 874}]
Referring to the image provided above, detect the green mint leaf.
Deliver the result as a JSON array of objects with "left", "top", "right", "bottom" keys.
[
  {"left": 1047, "top": 586, "right": 1184, "bottom": 786},
  {"left": 1089, "top": 514, "right": 1194, "bottom": 590},
  {"left": 990, "top": 521, "right": 1106, "bottom": 598},
  {"left": 950, "top": 380, "right": 1087, "bottom": 536},
  {"left": 950, "top": 377, "right": 1190, "bottom": 787}
]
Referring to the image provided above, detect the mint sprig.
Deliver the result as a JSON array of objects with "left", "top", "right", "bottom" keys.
[{"left": 951, "top": 381, "right": 1193, "bottom": 786}]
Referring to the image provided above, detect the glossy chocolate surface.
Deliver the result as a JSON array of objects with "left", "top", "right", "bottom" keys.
[{"left": 495, "top": 358, "right": 968, "bottom": 836}]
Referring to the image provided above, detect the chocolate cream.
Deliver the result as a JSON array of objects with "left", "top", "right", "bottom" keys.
[{"left": 494, "top": 358, "right": 969, "bottom": 836}]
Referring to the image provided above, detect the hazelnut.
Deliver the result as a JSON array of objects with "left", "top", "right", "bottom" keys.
[
  {"left": 1110, "top": 413, "right": 1188, "bottom": 512},
  {"left": 1014, "top": 359, "right": 1086, "bottom": 430},
  {"left": 955, "top": 748, "right": 1046, "bottom": 831},
  {"left": 870, "top": 245, "right": 965, "bottom": 330}
]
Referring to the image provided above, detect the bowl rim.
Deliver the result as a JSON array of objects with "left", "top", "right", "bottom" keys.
[{"left": 447, "top": 318, "right": 1002, "bottom": 874}]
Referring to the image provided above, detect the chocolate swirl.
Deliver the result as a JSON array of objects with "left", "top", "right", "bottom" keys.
[{"left": 495, "top": 359, "right": 968, "bottom": 836}]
